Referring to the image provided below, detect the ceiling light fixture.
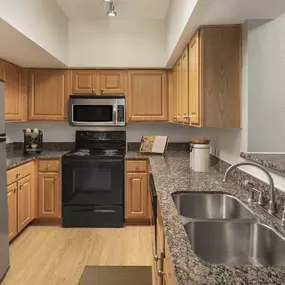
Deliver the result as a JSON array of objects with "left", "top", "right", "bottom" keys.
[
  {"left": 107, "top": 2, "right": 117, "bottom": 17},
  {"left": 103, "top": 0, "right": 112, "bottom": 2}
]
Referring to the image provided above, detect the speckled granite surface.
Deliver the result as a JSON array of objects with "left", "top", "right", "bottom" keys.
[
  {"left": 7, "top": 147, "right": 285, "bottom": 284},
  {"left": 241, "top": 152, "right": 285, "bottom": 175},
  {"left": 6, "top": 151, "right": 68, "bottom": 170},
  {"left": 130, "top": 151, "right": 285, "bottom": 285}
]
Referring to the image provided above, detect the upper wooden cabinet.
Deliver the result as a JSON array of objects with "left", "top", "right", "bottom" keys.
[
  {"left": 28, "top": 69, "right": 68, "bottom": 121},
  {"left": 127, "top": 70, "right": 168, "bottom": 122},
  {"left": 179, "top": 48, "right": 189, "bottom": 124},
  {"left": 71, "top": 70, "right": 126, "bottom": 95},
  {"left": 99, "top": 70, "right": 126, "bottom": 95},
  {"left": 172, "top": 26, "right": 241, "bottom": 128},
  {"left": 1, "top": 60, "right": 24, "bottom": 121},
  {"left": 71, "top": 70, "right": 97, "bottom": 94},
  {"left": 188, "top": 31, "right": 201, "bottom": 126}
]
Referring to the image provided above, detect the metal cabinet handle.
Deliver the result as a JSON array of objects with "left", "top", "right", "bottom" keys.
[
  {"left": 157, "top": 269, "right": 165, "bottom": 277},
  {"left": 101, "top": 88, "right": 104, "bottom": 93},
  {"left": 92, "top": 89, "right": 95, "bottom": 93},
  {"left": 154, "top": 254, "right": 160, "bottom": 261},
  {"left": 65, "top": 115, "right": 68, "bottom": 119},
  {"left": 16, "top": 172, "right": 20, "bottom": 178},
  {"left": 128, "top": 116, "right": 131, "bottom": 119}
]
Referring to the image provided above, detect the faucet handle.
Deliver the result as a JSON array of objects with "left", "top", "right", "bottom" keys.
[{"left": 244, "top": 180, "right": 254, "bottom": 188}]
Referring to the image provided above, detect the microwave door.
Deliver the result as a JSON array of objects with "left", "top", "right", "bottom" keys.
[{"left": 70, "top": 105, "right": 116, "bottom": 126}]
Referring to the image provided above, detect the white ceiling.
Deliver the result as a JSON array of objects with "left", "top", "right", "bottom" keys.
[{"left": 56, "top": 0, "right": 170, "bottom": 21}]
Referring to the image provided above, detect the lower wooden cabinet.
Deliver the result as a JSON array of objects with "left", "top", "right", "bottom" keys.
[
  {"left": 7, "top": 164, "right": 33, "bottom": 241},
  {"left": 38, "top": 172, "right": 60, "bottom": 218},
  {"left": 153, "top": 207, "right": 176, "bottom": 285},
  {"left": 38, "top": 160, "right": 61, "bottom": 219},
  {"left": 17, "top": 175, "right": 32, "bottom": 232},
  {"left": 7, "top": 183, "right": 17, "bottom": 241},
  {"left": 125, "top": 160, "right": 151, "bottom": 224}
]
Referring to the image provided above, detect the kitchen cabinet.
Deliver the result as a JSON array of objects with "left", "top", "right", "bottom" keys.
[
  {"left": 188, "top": 31, "right": 201, "bottom": 126},
  {"left": 125, "top": 160, "right": 151, "bottom": 224},
  {"left": 99, "top": 70, "right": 126, "bottom": 95},
  {"left": 17, "top": 175, "right": 32, "bottom": 233},
  {"left": 7, "top": 162, "right": 34, "bottom": 241},
  {"left": 38, "top": 160, "right": 60, "bottom": 219},
  {"left": 7, "top": 183, "right": 17, "bottom": 241},
  {"left": 179, "top": 47, "right": 189, "bottom": 124},
  {"left": 1, "top": 60, "right": 24, "bottom": 121},
  {"left": 175, "top": 60, "right": 181, "bottom": 123},
  {"left": 173, "top": 26, "right": 241, "bottom": 128},
  {"left": 71, "top": 70, "right": 97, "bottom": 94},
  {"left": 153, "top": 207, "right": 176, "bottom": 285},
  {"left": 29, "top": 69, "right": 68, "bottom": 121},
  {"left": 127, "top": 71, "right": 168, "bottom": 121}
]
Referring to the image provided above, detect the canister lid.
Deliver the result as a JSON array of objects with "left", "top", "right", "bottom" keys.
[{"left": 189, "top": 137, "right": 210, "bottom": 144}]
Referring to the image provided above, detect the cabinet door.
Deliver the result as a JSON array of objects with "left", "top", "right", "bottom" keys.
[
  {"left": 163, "top": 241, "right": 176, "bottom": 285},
  {"left": 3, "top": 61, "right": 23, "bottom": 121},
  {"left": 71, "top": 70, "right": 96, "bottom": 94},
  {"left": 180, "top": 47, "right": 189, "bottom": 124},
  {"left": 29, "top": 69, "right": 68, "bottom": 121},
  {"left": 99, "top": 70, "right": 125, "bottom": 95},
  {"left": 188, "top": 31, "right": 201, "bottom": 126},
  {"left": 128, "top": 71, "right": 168, "bottom": 121},
  {"left": 38, "top": 172, "right": 60, "bottom": 219},
  {"left": 7, "top": 183, "right": 18, "bottom": 241},
  {"left": 171, "top": 65, "right": 178, "bottom": 123},
  {"left": 175, "top": 60, "right": 182, "bottom": 123},
  {"left": 18, "top": 175, "right": 32, "bottom": 232},
  {"left": 125, "top": 172, "right": 149, "bottom": 222}
]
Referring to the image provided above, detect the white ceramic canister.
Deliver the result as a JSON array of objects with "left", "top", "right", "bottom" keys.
[{"left": 189, "top": 138, "right": 210, "bottom": 172}]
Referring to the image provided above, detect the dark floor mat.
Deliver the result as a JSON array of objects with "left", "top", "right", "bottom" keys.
[{"left": 78, "top": 266, "right": 152, "bottom": 285}]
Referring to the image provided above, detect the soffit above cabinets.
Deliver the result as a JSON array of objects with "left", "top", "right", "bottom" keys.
[
  {"left": 166, "top": 0, "right": 285, "bottom": 67},
  {"left": 56, "top": 0, "right": 170, "bottom": 20}
]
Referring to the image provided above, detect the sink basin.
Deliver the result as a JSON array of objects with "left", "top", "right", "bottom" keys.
[
  {"left": 184, "top": 220, "right": 285, "bottom": 266},
  {"left": 172, "top": 193, "right": 255, "bottom": 220}
]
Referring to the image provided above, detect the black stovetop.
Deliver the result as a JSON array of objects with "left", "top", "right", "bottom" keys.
[
  {"left": 63, "top": 130, "right": 126, "bottom": 160},
  {"left": 64, "top": 148, "right": 126, "bottom": 158}
]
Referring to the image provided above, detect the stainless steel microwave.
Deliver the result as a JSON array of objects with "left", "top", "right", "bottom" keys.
[{"left": 69, "top": 95, "right": 126, "bottom": 127}]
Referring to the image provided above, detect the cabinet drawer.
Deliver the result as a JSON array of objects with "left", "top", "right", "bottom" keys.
[
  {"left": 126, "top": 160, "right": 147, "bottom": 172},
  {"left": 7, "top": 162, "right": 33, "bottom": 185},
  {"left": 39, "top": 160, "right": 60, "bottom": 172}
]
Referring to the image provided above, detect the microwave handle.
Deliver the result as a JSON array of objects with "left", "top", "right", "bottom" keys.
[{"left": 113, "top": 106, "right": 117, "bottom": 124}]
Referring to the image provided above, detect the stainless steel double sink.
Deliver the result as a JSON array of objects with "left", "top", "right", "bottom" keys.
[{"left": 172, "top": 193, "right": 285, "bottom": 266}]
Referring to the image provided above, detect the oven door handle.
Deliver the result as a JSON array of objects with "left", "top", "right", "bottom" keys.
[{"left": 73, "top": 209, "right": 116, "bottom": 213}]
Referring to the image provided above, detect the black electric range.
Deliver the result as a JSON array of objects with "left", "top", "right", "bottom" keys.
[{"left": 62, "top": 131, "right": 126, "bottom": 228}]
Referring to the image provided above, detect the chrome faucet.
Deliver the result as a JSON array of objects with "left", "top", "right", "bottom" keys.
[{"left": 223, "top": 162, "right": 276, "bottom": 215}]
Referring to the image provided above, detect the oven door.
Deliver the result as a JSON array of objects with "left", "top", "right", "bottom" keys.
[{"left": 62, "top": 158, "right": 124, "bottom": 206}]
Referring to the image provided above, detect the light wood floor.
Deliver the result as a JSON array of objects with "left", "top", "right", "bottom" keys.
[{"left": 2, "top": 225, "right": 153, "bottom": 285}]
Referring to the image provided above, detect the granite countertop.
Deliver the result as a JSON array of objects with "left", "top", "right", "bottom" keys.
[
  {"left": 7, "top": 149, "right": 285, "bottom": 283},
  {"left": 6, "top": 151, "right": 69, "bottom": 170},
  {"left": 139, "top": 151, "right": 285, "bottom": 285},
  {"left": 241, "top": 152, "right": 285, "bottom": 175}
]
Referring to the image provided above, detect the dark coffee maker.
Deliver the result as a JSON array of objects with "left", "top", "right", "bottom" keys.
[{"left": 23, "top": 129, "right": 43, "bottom": 154}]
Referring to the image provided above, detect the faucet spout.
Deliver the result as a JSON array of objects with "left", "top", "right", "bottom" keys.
[{"left": 223, "top": 162, "right": 276, "bottom": 215}]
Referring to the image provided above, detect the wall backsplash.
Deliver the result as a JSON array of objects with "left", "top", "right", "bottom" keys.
[
  {"left": 6, "top": 122, "right": 199, "bottom": 143},
  {"left": 5, "top": 121, "right": 243, "bottom": 163}
]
